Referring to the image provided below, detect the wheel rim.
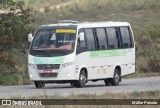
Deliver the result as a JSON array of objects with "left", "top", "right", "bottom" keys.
[
  {"left": 80, "top": 71, "right": 86, "bottom": 85},
  {"left": 114, "top": 72, "right": 119, "bottom": 83}
]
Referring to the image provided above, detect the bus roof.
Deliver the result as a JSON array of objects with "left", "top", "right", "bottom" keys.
[
  {"left": 38, "top": 21, "right": 130, "bottom": 30},
  {"left": 77, "top": 21, "right": 130, "bottom": 28}
]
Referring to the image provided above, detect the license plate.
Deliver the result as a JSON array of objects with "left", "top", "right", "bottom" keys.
[{"left": 43, "top": 69, "right": 52, "bottom": 73}]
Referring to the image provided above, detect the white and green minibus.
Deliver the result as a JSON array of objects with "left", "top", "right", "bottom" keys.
[{"left": 28, "top": 20, "right": 135, "bottom": 88}]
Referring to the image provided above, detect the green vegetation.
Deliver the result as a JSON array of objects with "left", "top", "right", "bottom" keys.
[
  {"left": 0, "top": 0, "right": 32, "bottom": 85},
  {"left": 26, "top": 0, "right": 73, "bottom": 8},
  {"left": 0, "top": 73, "right": 30, "bottom": 85},
  {"left": 33, "top": 90, "right": 160, "bottom": 99},
  {"left": 0, "top": 0, "right": 160, "bottom": 85}
]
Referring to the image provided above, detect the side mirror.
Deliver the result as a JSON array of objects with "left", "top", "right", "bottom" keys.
[
  {"left": 79, "top": 32, "right": 84, "bottom": 41},
  {"left": 28, "top": 34, "right": 33, "bottom": 42}
]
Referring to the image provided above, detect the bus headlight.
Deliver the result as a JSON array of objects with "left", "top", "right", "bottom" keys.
[
  {"left": 60, "top": 62, "right": 74, "bottom": 69},
  {"left": 28, "top": 63, "right": 37, "bottom": 69}
]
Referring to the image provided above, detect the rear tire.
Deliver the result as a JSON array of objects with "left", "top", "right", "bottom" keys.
[
  {"left": 109, "top": 68, "right": 120, "bottom": 86},
  {"left": 34, "top": 81, "right": 45, "bottom": 88}
]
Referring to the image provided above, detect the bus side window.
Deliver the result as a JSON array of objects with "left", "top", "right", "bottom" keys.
[
  {"left": 96, "top": 28, "right": 108, "bottom": 50},
  {"left": 85, "top": 29, "right": 96, "bottom": 51},
  {"left": 120, "top": 27, "right": 133, "bottom": 48},
  {"left": 76, "top": 29, "right": 87, "bottom": 54},
  {"left": 106, "top": 28, "right": 119, "bottom": 49}
]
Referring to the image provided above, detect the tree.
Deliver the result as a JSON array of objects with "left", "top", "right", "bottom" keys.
[
  {"left": 0, "top": 0, "right": 32, "bottom": 48},
  {"left": 0, "top": 0, "right": 32, "bottom": 72}
]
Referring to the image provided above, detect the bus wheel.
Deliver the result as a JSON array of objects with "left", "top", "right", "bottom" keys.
[
  {"left": 34, "top": 81, "right": 45, "bottom": 88},
  {"left": 109, "top": 68, "right": 120, "bottom": 86},
  {"left": 75, "top": 69, "right": 87, "bottom": 88},
  {"left": 104, "top": 79, "right": 110, "bottom": 86}
]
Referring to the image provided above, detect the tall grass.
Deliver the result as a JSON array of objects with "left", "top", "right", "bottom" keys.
[
  {"left": 25, "top": 0, "right": 73, "bottom": 8},
  {"left": 31, "top": 0, "right": 160, "bottom": 27},
  {"left": 135, "top": 25, "right": 160, "bottom": 73}
]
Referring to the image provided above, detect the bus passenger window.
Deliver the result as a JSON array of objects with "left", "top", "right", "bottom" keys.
[
  {"left": 120, "top": 27, "right": 132, "bottom": 48},
  {"left": 85, "top": 29, "right": 96, "bottom": 50},
  {"left": 106, "top": 28, "right": 119, "bottom": 49},
  {"left": 96, "top": 28, "right": 108, "bottom": 50}
]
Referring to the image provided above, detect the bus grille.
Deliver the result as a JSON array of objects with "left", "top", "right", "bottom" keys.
[
  {"left": 39, "top": 73, "right": 58, "bottom": 77},
  {"left": 37, "top": 64, "right": 60, "bottom": 70}
]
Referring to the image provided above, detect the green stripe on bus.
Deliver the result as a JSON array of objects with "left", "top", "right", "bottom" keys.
[
  {"left": 90, "top": 49, "right": 126, "bottom": 58},
  {"left": 34, "top": 57, "right": 64, "bottom": 64}
]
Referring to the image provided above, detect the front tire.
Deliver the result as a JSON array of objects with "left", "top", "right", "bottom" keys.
[
  {"left": 34, "top": 81, "right": 45, "bottom": 88},
  {"left": 73, "top": 70, "right": 87, "bottom": 88}
]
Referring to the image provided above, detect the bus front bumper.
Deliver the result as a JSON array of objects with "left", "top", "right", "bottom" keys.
[{"left": 28, "top": 64, "right": 79, "bottom": 81}]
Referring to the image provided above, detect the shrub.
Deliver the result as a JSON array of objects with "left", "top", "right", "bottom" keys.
[{"left": 136, "top": 25, "right": 160, "bottom": 73}]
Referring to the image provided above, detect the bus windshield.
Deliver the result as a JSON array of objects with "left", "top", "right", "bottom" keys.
[{"left": 30, "top": 29, "right": 76, "bottom": 57}]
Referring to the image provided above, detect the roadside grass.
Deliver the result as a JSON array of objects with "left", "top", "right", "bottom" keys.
[
  {"left": 135, "top": 25, "right": 160, "bottom": 73},
  {"left": 21, "top": 90, "right": 160, "bottom": 99},
  {"left": 0, "top": 73, "right": 31, "bottom": 86},
  {"left": 124, "top": 72, "right": 160, "bottom": 79},
  {"left": 1, "top": 90, "right": 160, "bottom": 108},
  {"left": 0, "top": 48, "right": 32, "bottom": 86}
]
